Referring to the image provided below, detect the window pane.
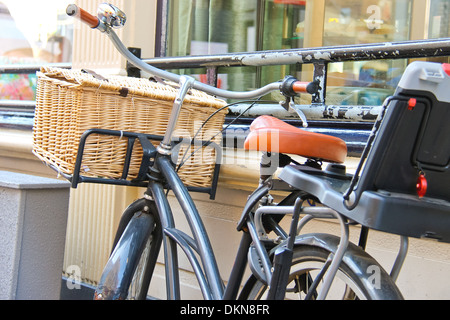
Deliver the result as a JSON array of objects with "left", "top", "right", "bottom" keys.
[
  {"left": 414, "top": 0, "right": 450, "bottom": 65},
  {"left": 429, "top": 0, "right": 450, "bottom": 39},
  {"left": 323, "top": 0, "right": 411, "bottom": 46},
  {"left": 165, "top": 0, "right": 308, "bottom": 96},
  {"left": 260, "top": 0, "right": 307, "bottom": 88},
  {"left": 327, "top": 59, "right": 406, "bottom": 106},
  {"left": 0, "top": 0, "right": 73, "bottom": 101},
  {"left": 323, "top": 0, "right": 412, "bottom": 106},
  {"left": 166, "top": 0, "right": 258, "bottom": 93}
]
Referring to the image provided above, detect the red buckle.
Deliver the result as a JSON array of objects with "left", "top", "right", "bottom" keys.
[
  {"left": 443, "top": 63, "right": 450, "bottom": 76},
  {"left": 408, "top": 98, "right": 416, "bottom": 110},
  {"left": 416, "top": 173, "right": 427, "bottom": 198}
]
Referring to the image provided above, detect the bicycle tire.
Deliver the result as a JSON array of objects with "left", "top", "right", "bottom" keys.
[
  {"left": 94, "top": 200, "right": 161, "bottom": 300},
  {"left": 239, "top": 233, "right": 403, "bottom": 300}
]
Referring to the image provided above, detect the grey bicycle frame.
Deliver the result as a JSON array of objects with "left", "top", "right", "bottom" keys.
[
  {"left": 81, "top": 20, "right": 286, "bottom": 300},
  {"left": 148, "top": 156, "right": 225, "bottom": 299},
  {"left": 104, "top": 20, "right": 289, "bottom": 299},
  {"left": 91, "top": 19, "right": 401, "bottom": 300}
]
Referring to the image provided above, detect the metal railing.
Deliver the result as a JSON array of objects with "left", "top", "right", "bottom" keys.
[
  {"left": 2, "top": 38, "right": 450, "bottom": 153},
  {"left": 140, "top": 37, "right": 450, "bottom": 117},
  {"left": 138, "top": 38, "right": 450, "bottom": 154},
  {"left": 4, "top": 38, "right": 450, "bottom": 109}
]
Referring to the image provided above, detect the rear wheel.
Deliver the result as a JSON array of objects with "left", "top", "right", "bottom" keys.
[{"left": 240, "top": 234, "right": 403, "bottom": 300}]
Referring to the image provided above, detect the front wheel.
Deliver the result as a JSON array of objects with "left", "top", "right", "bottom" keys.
[
  {"left": 94, "top": 200, "right": 162, "bottom": 300},
  {"left": 239, "top": 233, "right": 403, "bottom": 300}
]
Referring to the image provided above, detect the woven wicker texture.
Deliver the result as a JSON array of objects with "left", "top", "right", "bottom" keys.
[{"left": 33, "top": 67, "right": 227, "bottom": 188}]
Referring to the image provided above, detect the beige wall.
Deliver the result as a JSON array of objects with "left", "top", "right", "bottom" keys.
[
  {"left": 71, "top": 0, "right": 157, "bottom": 72},
  {"left": 1, "top": 0, "right": 450, "bottom": 300}
]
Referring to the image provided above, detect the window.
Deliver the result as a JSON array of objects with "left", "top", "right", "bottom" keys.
[
  {"left": 428, "top": 0, "right": 450, "bottom": 39},
  {"left": 0, "top": 0, "right": 73, "bottom": 102},
  {"left": 324, "top": 0, "right": 412, "bottom": 106},
  {"left": 163, "top": 0, "right": 306, "bottom": 95},
  {"left": 0, "top": 0, "right": 73, "bottom": 128},
  {"left": 159, "top": 0, "right": 450, "bottom": 108}
]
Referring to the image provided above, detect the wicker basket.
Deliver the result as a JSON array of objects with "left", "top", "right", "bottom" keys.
[{"left": 33, "top": 67, "right": 227, "bottom": 188}]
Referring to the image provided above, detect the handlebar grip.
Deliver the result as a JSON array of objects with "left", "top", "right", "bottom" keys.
[
  {"left": 281, "top": 76, "right": 319, "bottom": 96},
  {"left": 66, "top": 4, "right": 100, "bottom": 29},
  {"left": 292, "top": 82, "right": 309, "bottom": 93},
  {"left": 293, "top": 80, "right": 320, "bottom": 95}
]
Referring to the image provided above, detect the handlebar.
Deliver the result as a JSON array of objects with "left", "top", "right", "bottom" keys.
[
  {"left": 66, "top": 4, "right": 317, "bottom": 100},
  {"left": 66, "top": 4, "right": 100, "bottom": 29}
]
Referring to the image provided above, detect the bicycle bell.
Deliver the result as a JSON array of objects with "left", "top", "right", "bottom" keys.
[{"left": 97, "top": 3, "right": 126, "bottom": 28}]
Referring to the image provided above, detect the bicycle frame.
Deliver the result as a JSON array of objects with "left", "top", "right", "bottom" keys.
[
  {"left": 137, "top": 153, "right": 299, "bottom": 300},
  {"left": 133, "top": 151, "right": 354, "bottom": 300},
  {"left": 149, "top": 155, "right": 225, "bottom": 299},
  {"left": 68, "top": 4, "right": 402, "bottom": 300},
  {"left": 142, "top": 152, "right": 280, "bottom": 299},
  {"left": 91, "top": 19, "right": 303, "bottom": 299}
]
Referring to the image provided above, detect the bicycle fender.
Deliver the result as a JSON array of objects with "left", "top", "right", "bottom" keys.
[
  {"left": 292, "top": 233, "right": 404, "bottom": 300},
  {"left": 95, "top": 212, "right": 155, "bottom": 300}
]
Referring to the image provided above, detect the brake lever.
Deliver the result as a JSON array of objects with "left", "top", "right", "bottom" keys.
[{"left": 282, "top": 97, "right": 308, "bottom": 128}]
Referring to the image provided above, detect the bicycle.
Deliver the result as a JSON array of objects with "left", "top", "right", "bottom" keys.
[{"left": 57, "top": 4, "right": 450, "bottom": 300}]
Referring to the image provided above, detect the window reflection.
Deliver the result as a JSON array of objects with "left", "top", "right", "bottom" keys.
[
  {"left": 165, "top": 0, "right": 423, "bottom": 106},
  {"left": 324, "top": 0, "right": 412, "bottom": 106},
  {"left": 428, "top": 0, "right": 450, "bottom": 39},
  {"left": 323, "top": 0, "right": 412, "bottom": 46},
  {"left": 0, "top": 0, "right": 73, "bottom": 101}
]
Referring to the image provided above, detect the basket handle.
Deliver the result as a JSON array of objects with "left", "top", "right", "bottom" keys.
[{"left": 81, "top": 69, "right": 109, "bottom": 82}]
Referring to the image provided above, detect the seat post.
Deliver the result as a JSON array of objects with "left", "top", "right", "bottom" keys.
[
  {"left": 257, "top": 152, "right": 277, "bottom": 207},
  {"left": 259, "top": 152, "right": 278, "bottom": 182}
]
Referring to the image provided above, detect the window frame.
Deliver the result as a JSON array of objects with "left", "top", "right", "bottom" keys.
[{"left": 151, "top": 0, "right": 450, "bottom": 157}]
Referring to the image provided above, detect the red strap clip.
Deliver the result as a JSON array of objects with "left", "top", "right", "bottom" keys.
[
  {"left": 416, "top": 172, "right": 427, "bottom": 198},
  {"left": 442, "top": 63, "right": 450, "bottom": 76},
  {"left": 408, "top": 98, "right": 416, "bottom": 110}
]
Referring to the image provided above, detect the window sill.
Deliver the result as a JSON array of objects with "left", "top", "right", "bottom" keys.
[
  {"left": 0, "top": 127, "right": 360, "bottom": 192},
  {"left": 0, "top": 128, "right": 58, "bottom": 177},
  {"left": 0, "top": 128, "right": 33, "bottom": 159}
]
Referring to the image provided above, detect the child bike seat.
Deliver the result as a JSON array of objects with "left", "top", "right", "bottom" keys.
[
  {"left": 244, "top": 115, "right": 347, "bottom": 163},
  {"left": 279, "top": 61, "right": 450, "bottom": 242}
]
